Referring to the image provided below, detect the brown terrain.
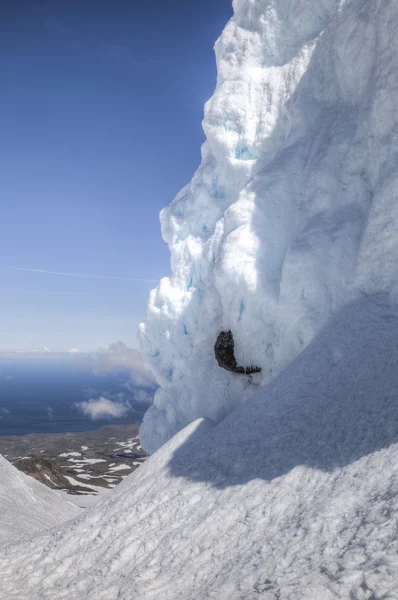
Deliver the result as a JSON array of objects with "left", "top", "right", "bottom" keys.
[{"left": 0, "top": 423, "right": 147, "bottom": 506}]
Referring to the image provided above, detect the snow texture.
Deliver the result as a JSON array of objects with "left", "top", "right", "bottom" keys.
[
  {"left": 3, "top": 295, "right": 398, "bottom": 598},
  {"left": 0, "top": 455, "right": 80, "bottom": 545},
  {"left": 139, "top": 0, "right": 398, "bottom": 454}
]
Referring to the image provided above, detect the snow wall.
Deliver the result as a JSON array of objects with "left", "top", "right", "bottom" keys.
[{"left": 139, "top": 0, "right": 398, "bottom": 454}]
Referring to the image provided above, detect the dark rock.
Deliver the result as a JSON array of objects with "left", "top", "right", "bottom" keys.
[
  {"left": 214, "top": 331, "right": 240, "bottom": 372},
  {"left": 214, "top": 331, "right": 261, "bottom": 375},
  {"left": 14, "top": 456, "right": 69, "bottom": 489}
]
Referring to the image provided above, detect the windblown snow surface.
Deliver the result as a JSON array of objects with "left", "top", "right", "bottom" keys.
[
  {"left": 3, "top": 1, "right": 398, "bottom": 598},
  {"left": 0, "top": 456, "right": 80, "bottom": 545},
  {"left": 3, "top": 296, "right": 398, "bottom": 598}
]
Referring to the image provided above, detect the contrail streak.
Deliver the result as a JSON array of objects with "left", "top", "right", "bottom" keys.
[{"left": 7, "top": 267, "right": 158, "bottom": 283}]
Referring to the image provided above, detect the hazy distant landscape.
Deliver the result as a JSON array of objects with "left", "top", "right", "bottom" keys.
[{"left": 0, "top": 347, "right": 156, "bottom": 436}]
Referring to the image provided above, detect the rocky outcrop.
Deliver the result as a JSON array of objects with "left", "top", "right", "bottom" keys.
[
  {"left": 14, "top": 457, "right": 69, "bottom": 489},
  {"left": 214, "top": 331, "right": 261, "bottom": 375}
]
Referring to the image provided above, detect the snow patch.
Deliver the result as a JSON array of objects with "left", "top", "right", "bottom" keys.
[
  {"left": 108, "top": 464, "right": 131, "bottom": 473},
  {"left": 67, "top": 458, "right": 106, "bottom": 465},
  {"left": 59, "top": 451, "right": 82, "bottom": 458}
]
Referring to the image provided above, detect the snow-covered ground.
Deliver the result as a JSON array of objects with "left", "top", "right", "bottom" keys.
[
  {"left": 0, "top": 455, "right": 80, "bottom": 546},
  {"left": 108, "top": 463, "right": 132, "bottom": 472},
  {"left": 58, "top": 452, "right": 82, "bottom": 458},
  {"left": 2, "top": 295, "right": 398, "bottom": 598}
]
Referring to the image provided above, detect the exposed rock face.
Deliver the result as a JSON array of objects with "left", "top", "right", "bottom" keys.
[
  {"left": 214, "top": 331, "right": 240, "bottom": 372},
  {"left": 214, "top": 331, "right": 261, "bottom": 375},
  {"left": 14, "top": 457, "right": 70, "bottom": 489}
]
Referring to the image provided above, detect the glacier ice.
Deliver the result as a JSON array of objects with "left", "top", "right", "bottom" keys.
[{"left": 139, "top": 0, "right": 398, "bottom": 453}]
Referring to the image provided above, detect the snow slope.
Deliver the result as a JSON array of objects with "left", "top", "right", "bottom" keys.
[
  {"left": 0, "top": 455, "right": 80, "bottom": 545},
  {"left": 2, "top": 294, "right": 398, "bottom": 598},
  {"left": 139, "top": 0, "right": 398, "bottom": 453}
]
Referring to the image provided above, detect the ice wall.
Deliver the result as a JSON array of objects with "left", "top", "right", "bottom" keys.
[{"left": 139, "top": 0, "right": 398, "bottom": 453}]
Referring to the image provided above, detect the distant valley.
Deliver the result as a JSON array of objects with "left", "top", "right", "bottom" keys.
[{"left": 0, "top": 422, "right": 147, "bottom": 508}]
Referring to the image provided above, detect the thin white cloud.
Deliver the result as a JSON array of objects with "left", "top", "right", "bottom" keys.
[
  {"left": 7, "top": 267, "right": 157, "bottom": 283},
  {"left": 73, "top": 341, "right": 157, "bottom": 387},
  {"left": 76, "top": 397, "right": 130, "bottom": 420},
  {"left": 133, "top": 389, "right": 155, "bottom": 406}
]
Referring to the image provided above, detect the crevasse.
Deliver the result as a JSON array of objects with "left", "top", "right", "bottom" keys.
[{"left": 139, "top": 0, "right": 398, "bottom": 453}]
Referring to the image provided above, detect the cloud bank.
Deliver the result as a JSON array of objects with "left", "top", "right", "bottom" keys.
[
  {"left": 76, "top": 397, "right": 130, "bottom": 420},
  {"left": 73, "top": 341, "right": 157, "bottom": 387}
]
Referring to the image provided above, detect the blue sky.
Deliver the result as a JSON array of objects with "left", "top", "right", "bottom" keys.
[{"left": 0, "top": 0, "right": 232, "bottom": 352}]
